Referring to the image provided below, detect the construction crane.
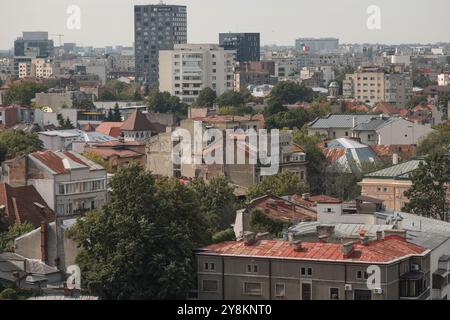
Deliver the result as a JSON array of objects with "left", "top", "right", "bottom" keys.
[{"left": 50, "top": 34, "right": 64, "bottom": 47}]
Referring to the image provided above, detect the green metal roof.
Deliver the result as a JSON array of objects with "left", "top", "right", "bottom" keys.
[{"left": 364, "top": 158, "right": 424, "bottom": 180}]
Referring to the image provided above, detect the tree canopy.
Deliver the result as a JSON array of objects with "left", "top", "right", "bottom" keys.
[
  {"left": 3, "top": 81, "right": 50, "bottom": 105},
  {"left": 147, "top": 90, "right": 187, "bottom": 121},
  {"left": 0, "top": 130, "right": 42, "bottom": 160},
  {"left": 416, "top": 123, "right": 450, "bottom": 156},
  {"left": 404, "top": 153, "right": 450, "bottom": 221},
  {"left": 247, "top": 171, "right": 309, "bottom": 200},
  {"left": 269, "top": 81, "right": 315, "bottom": 104},
  {"left": 195, "top": 87, "right": 217, "bottom": 107},
  {"left": 68, "top": 164, "right": 206, "bottom": 299}
]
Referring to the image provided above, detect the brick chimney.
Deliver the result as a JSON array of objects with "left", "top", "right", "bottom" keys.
[
  {"left": 293, "top": 240, "right": 303, "bottom": 252},
  {"left": 40, "top": 221, "right": 48, "bottom": 264},
  {"left": 376, "top": 230, "right": 384, "bottom": 241},
  {"left": 342, "top": 242, "right": 355, "bottom": 258}
]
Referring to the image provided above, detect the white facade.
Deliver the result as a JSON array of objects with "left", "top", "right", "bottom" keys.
[
  {"left": 438, "top": 74, "right": 450, "bottom": 86},
  {"left": 159, "top": 44, "right": 235, "bottom": 104}
]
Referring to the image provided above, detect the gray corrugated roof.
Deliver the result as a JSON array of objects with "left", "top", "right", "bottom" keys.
[
  {"left": 364, "top": 158, "right": 423, "bottom": 179},
  {"left": 353, "top": 117, "right": 398, "bottom": 131},
  {"left": 309, "top": 114, "right": 374, "bottom": 129}
]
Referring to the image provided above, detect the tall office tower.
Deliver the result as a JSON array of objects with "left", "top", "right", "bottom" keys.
[
  {"left": 13, "top": 32, "right": 54, "bottom": 77},
  {"left": 219, "top": 33, "right": 260, "bottom": 63},
  {"left": 134, "top": 3, "right": 187, "bottom": 87}
]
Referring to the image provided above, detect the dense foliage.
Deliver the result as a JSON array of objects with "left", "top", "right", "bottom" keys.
[
  {"left": 247, "top": 171, "right": 308, "bottom": 200},
  {"left": 0, "top": 130, "right": 42, "bottom": 161},
  {"left": 404, "top": 153, "right": 450, "bottom": 221}
]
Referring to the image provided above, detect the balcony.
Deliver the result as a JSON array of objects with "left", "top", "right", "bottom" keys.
[{"left": 399, "top": 271, "right": 430, "bottom": 300}]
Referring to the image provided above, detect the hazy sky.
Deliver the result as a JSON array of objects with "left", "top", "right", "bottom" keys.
[{"left": 1, "top": 0, "right": 449, "bottom": 50}]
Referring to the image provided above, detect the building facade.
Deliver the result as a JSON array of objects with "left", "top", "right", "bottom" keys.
[
  {"left": 134, "top": 4, "right": 187, "bottom": 87},
  {"left": 159, "top": 44, "right": 235, "bottom": 104},
  {"left": 219, "top": 33, "right": 260, "bottom": 63},
  {"left": 295, "top": 38, "right": 339, "bottom": 53},
  {"left": 343, "top": 66, "right": 412, "bottom": 106},
  {"left": 1, "top": 151, "right": 108, "bottom": 217},
  {"left": 196, "top": 234, "right": 430, "bottom": 300}
]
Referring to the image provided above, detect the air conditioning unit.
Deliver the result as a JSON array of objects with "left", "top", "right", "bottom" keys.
[
  {"left": 411, "top": 264, "right": 420, "bottom": 271},
  {"left": 344, "top": 284, "right": 352, "bottom": 291},
  {"left": 373, "top": 288, "right": 383, "bottom": 294}
]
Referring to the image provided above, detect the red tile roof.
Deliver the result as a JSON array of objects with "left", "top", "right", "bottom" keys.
[
  {"left": 82, "top": 123, "right": 95, "bottom": 132},
  {"left": 121, "top": 109, "right": 154, "bottom": 131},
  {"left": 202, "top": 236, "right": 427, "bottom": 263},
  {"left": 95, "top": 122, "right": 123, "bottom": 138},
  {"left": 31, "top": 151, "right": 89, "bottom": 174},
  {"left": 0, "top": 183, "right": 55, "bottom": 228}
]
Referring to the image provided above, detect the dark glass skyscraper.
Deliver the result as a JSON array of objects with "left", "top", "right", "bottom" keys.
[
  {"left": 134, "top": 4, "right": 187, "bottom": 87},
  {"left": 219, "top": 33, "right": 260, "bottom": 63},
  {"left": 13, "top": 32, "right": 54, "bottom": 77}
]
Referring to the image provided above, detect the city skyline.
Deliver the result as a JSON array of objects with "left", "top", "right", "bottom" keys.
[{"left": 1, "top": 0, "right": 450, "bottom": 50}]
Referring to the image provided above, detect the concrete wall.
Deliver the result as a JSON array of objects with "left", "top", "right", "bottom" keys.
[{"left": 377, "top": 119, "right": 435, "bottom": 145}]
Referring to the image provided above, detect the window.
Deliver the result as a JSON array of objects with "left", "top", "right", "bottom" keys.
[
  {"left": 246, "top": 264, "right": 258, "bottom": 273},
  {"left": 204, "top": 262, "right": 215, "bottom": 271},
  {"left": 357, "top": 271, "right": 363, "bottom": 279},
  {"left": 244, "top": 282, "right": 262, "bottom": 296},
  {"left": 330, "top": 288, "right": 339, "bottom": 300},
  {"left": 202, "top": 280, "right": 218, "bottom": 292},
  {"left": 275, "top": 283, "right": 285, "bottom": 297},
  {"left": 301, "top": 267, "right": 312, "bottom": 276}
]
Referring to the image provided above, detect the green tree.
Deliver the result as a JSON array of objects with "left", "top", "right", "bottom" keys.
[
  {"left": 404, "top": 153, "right": 450, "bottom": 221},
  {"left": 416, "top": 123, "right": 450, "bottom": 156},
  {"left": 191, "top": 176, "right": 236, "bottom": 234},
  {"left": 68, "top": 164, "right": 206, "bottom": 299},
  {"left": 211, "top": 228, "right": 236, "bottom": 244},
  {"left": 407, "top": 95, "right": 428, "bottom": 109},
  {"left": 112, "top": 103, "right": 122, "bottom": 122},
  {"left": 0, "top": 288, "right": 18, "bottom": 300},
  {"left": 0, "top": 222, "right": 34, "bottom": 252},
  {"left": 0, "top": 142, "right": 7, "bottom": 165},
  {"left": 0, "top": 130, "right": 42, "bottom": 160},
  {"left": 293, "top": 127, "right": 327, "bottom": 195},
  {"left": 216, "top": 90, "right": 246, "bottom": 108},
  {"left": 264, "top": 98, "right": 288, "bottom": 117},
  {"left": 269, "top": 81, "right": 315, "bottom": 104},
  {"left": 247, "top": 171, "right": 308, "bottom": 200},
  {"left": 437, "top": 92, "right": 450, "bottom": 119},
  {"left": 105, "top": 109, "right": 114, "bottom": 121},
  {"left": 249, "top": 209, "right": 285, "bottom": 235},
  {"left": 82, "top": 151, "right": 111, "bottom": 173},
  {"left": 64, "top": 117, "right": 75, "bottom": 129},
  {"left": 195, "top": 87, "right": 217, "bottom": 107},
  {"left": 147, "top": 90, "right": 187, "bottom": 121},
  {"left": 3, "top": 81, "right": 50, "bottom": 105}
]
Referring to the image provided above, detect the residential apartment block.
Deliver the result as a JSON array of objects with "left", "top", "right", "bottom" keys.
[
  {"left": 159, "top": 44, "right": 235, "bottom": 104},
  {"left": 295, "top": 38, "right": 339, "bottom": 53},
  {"left": 1, "top": 151, "right": 108, "bottom": 217},
  {"left": 134, "top": 4, "right": 187, "bottom": 86},
  {"left": 18, "top": 58, "right": 53, "bottom": 79},
  {"left": 343, "top": 66, "right": 412, "bottom": 106},
  {"left": 196, "top": 234, "right": 430, "bottom": 300}
]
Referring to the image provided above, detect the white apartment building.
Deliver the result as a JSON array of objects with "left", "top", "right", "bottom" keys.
[
  {"left": 343, "top": 66, "right": 412, "bottom": 106},
  {"left": 159, "top": 44, "right": 235, "bottom": 104}
]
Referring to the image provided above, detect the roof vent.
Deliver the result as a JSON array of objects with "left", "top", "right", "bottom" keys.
[
  {"left": 342, "top": 241, "right": 355, "bottom": 258},
  {"left": 243, "top": 231, "right": 256, "bottom": 246}
]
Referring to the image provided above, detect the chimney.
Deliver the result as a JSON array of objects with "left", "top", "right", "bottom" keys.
[
  {"left": 40, "top": 221, "right": 48, "bottom": 264},
  {"left": 376, "top": 230, "right": 384, "bottom": 241},
  {"left": 302, "top": 193, "right": 310, "bottom": 200},
  {"left": 352, "top": 116, "right": 357, "bottom": 128},
  {"left": 256, "top": 232, "right": 272, "bottom": 241},
  {"left": 342, "top": 242, "right": 355, "bottom": 258},
  {"left": 243, "top": 231, "right": 257, "bottom": 246},
  {"left": 318, "top": 234, "right": 329, "bottom": 243},
  {"left": 392, "top": 153, "right": 399, "bottom": 165},
  {"left": 316, "top": 225, "right": 335, "bottom": 239},
  {"left": 293, "top": 240, "right": 303, "bottom": 252}
]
